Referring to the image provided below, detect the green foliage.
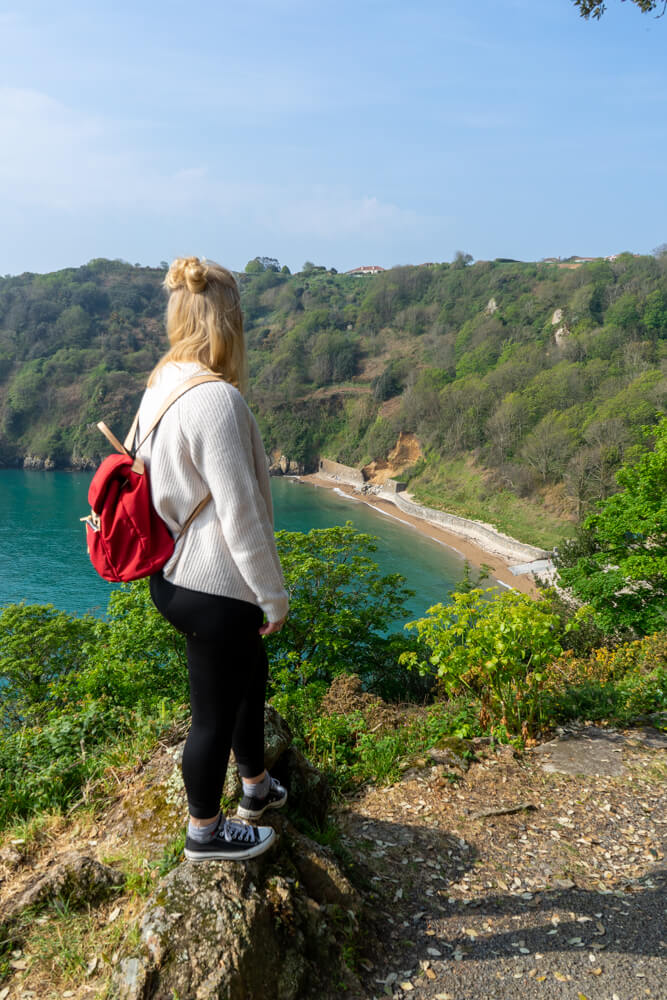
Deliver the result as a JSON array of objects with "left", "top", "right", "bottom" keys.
[
  {"left": 364, "top": 415, "right": 400, "bottom": 462},
  {"left": 643, "top": 289, "right": 667, "bottom": 337},
  {"left": 309, "top": 330, "right": 360, "bottom": 386},
  {"left": 0, "top": 698, "right": 167, "bottom": 823},
  {"left": 0, "top": 603, "right": 98, "bottom": 728},
  {"left": 573, "top": 0, "right": 666, "bottom": 20},
  {"left": 543, "top": 631, "right": 667, "bottom": 726},
  {"left": 547, "top": 669, "right": 666, "bottom": 725},
  {"left": 303, "top": 700, "right": 479, "bottom": 794},
  {"left": 0, "top": 584, "right": 190, "bottom": 828},
  {"left": 400, "top": 589, "right": 564, "bottom": 735},
  {"left": 49, "top": 582, "right": 188, "bottom": 711},
  {"left": 267, "top": 522, "right": 417, "bottom": 702},
  {"left": 371, "top": 360, "right": 403, "bottom": 401},
  {"left": 556, "top": 417, "right": 667, "bottom": 637}
]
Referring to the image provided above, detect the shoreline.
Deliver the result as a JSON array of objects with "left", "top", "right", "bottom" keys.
[{"left": 293, "top": 473, "right": 542, "bottom": 597}]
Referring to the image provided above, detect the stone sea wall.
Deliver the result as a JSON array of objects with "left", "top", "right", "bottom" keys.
[
  {"left": 382, "top": 489, "right": 549, "bottom": 562},
  {"left": 317, "top": 457, "right": 365, "bottom": 487},
  {"left": 313, "top": 456, "right": 549, "bottom": 562}
]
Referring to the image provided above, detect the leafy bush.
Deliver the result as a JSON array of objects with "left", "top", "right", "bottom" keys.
[
  {"left": 0, "top": 699, "right": 173, "bottom": 824},
  {"left": 546, "top": 631, "right": 667, "bottom": 688},
  {"left": 542, "top": 631, "right": 667, "bottom": 726},
  {"left": 399, "top": 589, "right": 564, "bottom": 735},
  {"left": 0, "top": 585, "right": 189, "bottom": 828},
  {"left": 0, "top": 603, "right": 98, "bottom": 728},
  {"left": 304, "top": 700, "right": 479, "bottom": 793},
  {"left": 50, "top": 582, "right": 188, "bottom": 711},
  {"left": 556, "top": 416, "right": 667, "bottom": 638},
  {"left": 545, "top": 671, "right": 666, "bottom": 726},
  {"left": 268, "top": 522, "right": 418, "bottom": 701}
]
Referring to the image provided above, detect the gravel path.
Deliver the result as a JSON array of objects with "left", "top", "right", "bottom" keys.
[{"left": 337, "top": 726, "right": 667, "bottom": 1000}]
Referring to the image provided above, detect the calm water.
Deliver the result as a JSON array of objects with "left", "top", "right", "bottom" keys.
[{"left": 0, "top": 470, "right": 476, "bottom": 626}]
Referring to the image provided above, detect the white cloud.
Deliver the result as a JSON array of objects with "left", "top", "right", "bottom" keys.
[
  {"left": 0, "top": 88, "right": 239, "bottom": 213},
  {"left": 271, "top": 191, "right": 425, "bottom": 240},
  {"left": 0, "top": 86, "right": 438, "bottom": 274},
  {"left": 0, "top": 87, "right": 430, "bottom": 235},
  {"left": 0, "top": 88, "right": 107, "bottom": 208}
]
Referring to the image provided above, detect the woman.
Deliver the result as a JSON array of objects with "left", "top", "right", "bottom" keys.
[{"left": 137, "top": 256, "right": 289, "bottom": 861}]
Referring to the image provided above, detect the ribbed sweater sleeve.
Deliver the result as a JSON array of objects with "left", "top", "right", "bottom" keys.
[{"left": 183, "top": 382, "right": 289, "bottom": 623}]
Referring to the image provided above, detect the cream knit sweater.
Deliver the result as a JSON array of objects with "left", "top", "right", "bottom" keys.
[{"left": 136, "top": 361, "right": 289, "bottom": 623}]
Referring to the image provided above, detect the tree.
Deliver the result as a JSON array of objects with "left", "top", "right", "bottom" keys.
[
  {"left": 266, "top": 522, "right": 416, "bottom": 703},
  {"left": 0, "top": 603, "right": 98, "bottom": 728},
  {"left": 564, "top": 447, "right": 599, "bottom": 520},
  {"left": 643, "top": 290, "right": 667, "bottom": 337},
  {"left": 257, "top": 257, "right": 281, "bottom": 272},
  {"left": 486, "top": 393, "right": 525, "bottom": 464},
  {"left": 452, "top": 251, "right": 473, "bottom": 270},
  {"left": 573, "top": 0, "right": 666, "bottom": 17},
  {"left": 372, "top": 361, "right": 402, "bottom": 401},
  {"left": 556, "top": 416, "right": 667, "bottom": 637},
  {"left": 521, "top": 413, "right": 576, "bottom": 484}
]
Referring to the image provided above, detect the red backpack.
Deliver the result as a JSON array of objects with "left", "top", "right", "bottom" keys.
[{"left": 82, "top": 374, "right": 221, "bottom": 582}]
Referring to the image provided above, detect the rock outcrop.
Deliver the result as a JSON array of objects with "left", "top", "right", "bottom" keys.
[
  {"left": 1, "top": 707, "right": 357, "bottom": 999},
  {"left": 22, "top": 454, "right": 56, "bottom": 470},
  {"left": 0, "top": 853, "right": 125, "bottom": 939},
  {"left": 110, "top": 707, "right": 358, "bottom": 999},
  {"left": 113, "top": 815, "right": 360, "bottom": 1000},
  {"left": 362, "top": 431, "right": 422, "bottom": 486},
  {"left": 268, "top": 452, "right": 305, "bottom": 476}
]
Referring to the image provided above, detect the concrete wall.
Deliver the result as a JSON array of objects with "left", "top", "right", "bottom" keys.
[
  {"left": 383, "top": 479, "right": 407, "bottom": 494},
  {"left": 318, "top": 458, "right": 365, "bottom": 487},
  {"left": 316, "top": 456, "right": 547, "bottom": 563},
  {"left": 383, "top": 490, "right": 549, "bottom": 563}
]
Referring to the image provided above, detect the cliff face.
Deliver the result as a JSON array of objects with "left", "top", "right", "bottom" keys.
[{"left": 362, "top": 431, "right": 422, "bottom": 485}]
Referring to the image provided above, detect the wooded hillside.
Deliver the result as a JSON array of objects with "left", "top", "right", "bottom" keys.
[{"left": 1, "top": 254, "right": 665, "bottom": 546}]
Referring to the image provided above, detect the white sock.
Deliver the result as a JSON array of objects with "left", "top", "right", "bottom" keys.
[
  {"left": 187, "top": 813, "right": 220, "bottom": 842},
  {"left": 242, "top": 772, "right": 270, "bottom": 799}
]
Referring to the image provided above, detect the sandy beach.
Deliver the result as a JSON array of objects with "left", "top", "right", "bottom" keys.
[{"left": 295, "top": 473, "right": 540, "bottom": 596}]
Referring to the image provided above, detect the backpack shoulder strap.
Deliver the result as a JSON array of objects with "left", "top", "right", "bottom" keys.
[
  {"left": 174, "top": 492, "right": 213, "bottom": 542},
  {"left": 125, "top": 373, "right": 224, "bottom": 454}
]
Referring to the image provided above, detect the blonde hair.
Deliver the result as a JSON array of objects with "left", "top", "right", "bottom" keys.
[{"left": 148, "top": 256, "right": 248, "bottom": 393}]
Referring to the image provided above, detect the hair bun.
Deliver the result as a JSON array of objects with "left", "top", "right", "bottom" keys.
[{"left": 165, "top": 256, "right": 208, "bottom": 293}]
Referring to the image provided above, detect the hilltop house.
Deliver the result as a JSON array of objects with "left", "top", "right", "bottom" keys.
[{"left": 345, "top": 265, "right": 385, "bottom": 276}]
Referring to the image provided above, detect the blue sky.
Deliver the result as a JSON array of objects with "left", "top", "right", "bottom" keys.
[{"left": 1, "top": 0, "right": 665, "bottom": 275}]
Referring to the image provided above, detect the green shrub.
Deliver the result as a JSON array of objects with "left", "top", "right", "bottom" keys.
[
  {"left": 556, "top": 416, "right": 667, "bottom": 638},
  {"left": 0, "top": 603, "right": 98, "bottom": 729},
  {"left": 400, "top": 588, "right": 564, "bottom": 735},
  {"left": 303, "top": 699, "right": 479, "bottom": 794},
  {"left": 268, "top": 522, "right": 417, "bottom": 700},
  {"left": 543, "top": 631, "right": 667, "bottom": 726},
  {"left": 0, "top": 699, "right": 171, "bottom": 825}
]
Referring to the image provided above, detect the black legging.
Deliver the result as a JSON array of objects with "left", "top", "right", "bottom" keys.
[{"left": 149, "top": 572, "right": 269, "bottom": 819}]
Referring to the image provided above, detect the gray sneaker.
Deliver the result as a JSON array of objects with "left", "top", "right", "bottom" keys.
[
  {"left": 237, "top": 775, "right": 288, "bottom": 821},
  {"left": 184, "top": 818, "right": 275, "bottom": 862}
]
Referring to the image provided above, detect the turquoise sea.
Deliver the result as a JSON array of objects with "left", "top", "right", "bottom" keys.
[{"left": 0, "top": 470, "right": 478, "bottom": 626}]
